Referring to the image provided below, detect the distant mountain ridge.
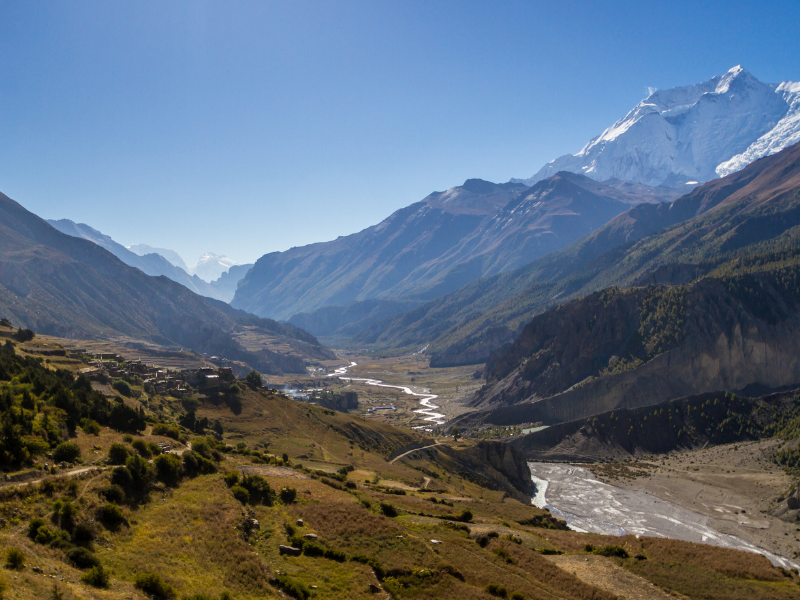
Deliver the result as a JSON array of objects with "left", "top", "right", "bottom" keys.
[
  {"left": 47, "top": 220, "right": 252, "bottom": 302},
  {"left": 128, "top": 243, "right": 189, "bottom": 272},
  {"left": 516, "top": 66, "right": 800, "bottom": 187},
  {"left": 5, "top": 199, "right": 332, "bottom": 373},
  {"left": 234, "top": 174, "right": 687, "bottom": 322}
]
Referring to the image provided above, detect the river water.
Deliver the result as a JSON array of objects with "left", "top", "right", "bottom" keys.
[
  {"left": 529, "top": 462, "right": 799, "bottom": 570},
  {"left": 328, "top": 362, "right": 446, "bottom": 427}
]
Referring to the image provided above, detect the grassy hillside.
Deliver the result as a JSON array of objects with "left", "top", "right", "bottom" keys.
[{"left": 2, "top": 330, "right": 799, "bottom": 599}]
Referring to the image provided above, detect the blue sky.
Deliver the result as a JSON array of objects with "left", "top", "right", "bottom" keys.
[{"left": 1, "top": 0, "right": 799, "bottom": 264}]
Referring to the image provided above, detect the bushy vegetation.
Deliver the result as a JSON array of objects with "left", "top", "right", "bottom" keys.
[
  {"left": 4, "top": 547, "right": 24, "bottom": 570},
  {"left": 134, "top": 572, "right": 176, "bottom": 600},
  {"left": 0, "top": 341, "right": 144, "bottom": 467},
  {"left": 81, "top": 565, "right": 110, "bottom": 588}
]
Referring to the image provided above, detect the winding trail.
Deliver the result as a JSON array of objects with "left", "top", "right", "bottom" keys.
[
  {"left": 389, "top": 442, "right": 443, "bottom": 464},
  {"left": 328, "top": 361, "right": 446, "bottom": 427}
]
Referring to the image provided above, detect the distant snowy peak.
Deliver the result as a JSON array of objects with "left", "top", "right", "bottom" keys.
[
  {"left": 517, "top": 66, "right": 800, "bottom": 187},
  {"left": 191, "top": 253, "right": 239, "bottom": 283}
]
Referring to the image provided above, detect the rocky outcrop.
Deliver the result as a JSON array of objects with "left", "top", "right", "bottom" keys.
[{"left": 427, "top": 441, "right": 533, "bottom": 503}]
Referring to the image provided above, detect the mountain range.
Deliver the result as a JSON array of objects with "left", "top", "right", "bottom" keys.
[
  {"left": 47, "top": 220, "right": 252, "bottom": 302},
  {"left": 515, "top": 66, "right": 800, "bottom": 187},
  {"left": 4, "top": 198, "right": 333, "bottom": 373},
  {"left": 233, "top": 175, "right": 689, "bottom": 322},
  {"left": 356, "top": 139, "right": 800, "bottom": 369}
]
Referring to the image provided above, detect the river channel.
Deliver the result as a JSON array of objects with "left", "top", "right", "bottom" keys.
[
  {"left": 328, "top": 362, "right": 446, "bottom": 427},
  {"left": 529, "top": 462, "right": 799, "bottom": 570}
]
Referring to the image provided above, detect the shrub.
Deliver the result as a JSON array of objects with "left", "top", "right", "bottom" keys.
[
  {"left": 100, "top": 484, "right": 126, "bottom": 504},
  {"left": 245, "top": 370, "right": 262, "bottom": 389},
  {"left": 493, "top": 548, "right": 515, "bottom": 564},
  {"left": 99, "top": 503, "right": 126, "bottom": 529},
  {"left": 66, "top": 547, "right": 99, "bottom": 569},
  {"left": 154, "top": 453, "right": 183, "bottom": 487},
  {"left": 34, "top": 525, "right": 56, "bottom": 545},
  {"left": 380, "top": 502, "right": 398, "bottom": 517},
  {"left": 272, "top": 573, "right": 309, "bottom": 599},
  {"left": 350, "top": 554, "right": 385, "bottom": 580},
  {"left": 457, "top": 509, "right": 473, "bottom": 522},
  {"left": 279, "top": 487, "right": 297, "bottom": 504},
  {"left": 53, "top": 442, "right": 80, "bottom": 463},
  {"left": 5, "top": 548, "right": 24, "bottom": 570},
  {"left": 112, "top": 380, "right": 133, "bottom": 397},
  {"left": 27, "top": 517, "right": 47, "bottom": 539},
  {"left": 72, "top": 523, "right": 95, "bottom": 546},
  {"left": 324, "top": 548, "right": 347, "bottom": 562},
  {"left": 111, "top": 454, "right": 153, "bottom": 498},
  {"left": 135, "top": 573, "right": 176, "bottom": 600},
  {"left": 182, "top": 450, "right": 216, "bottom": 477},
  {"left": 231, "top": 485, "right": 250, "bottom": 504},
  {"left": 510, "top": 593, "right": 525, "bottom": 600},
  {"left": 80, "top": 418, "right": 101, "bottom": 435},
  {"left": 238, "top": 474, "right": 274, "bottom": 505},
  {"left": 39, "top": 480, "right": 56, "bottom": 496},
  {"left": 191, "top": 438, "right": 213, "bottom": 459},
  {"left": 486, "top": 583, "right": 508, "bottom": 597},
  {"left": 148, "top": 442, "right": 162, "bottom": 456},
  {"left": 152, "top": 423, "right": 180, "bottom": 440},
  {"left": 131, "top": 439, "right": 152, "bottom": 458},
  {"left": 223, "top": 471, "right": 240, "bottom": 488},
  {"left": 81, "top": 565, "right": 110, "bottom": 588},
  {"left": 52, "top": 499, "right": 78, "bottom": 532},
  {"left": 593, "top": 545, "right": 629, "bottom": 558},
  {"left": 108, "top": 443, "right": 129, "bottom": 465}
]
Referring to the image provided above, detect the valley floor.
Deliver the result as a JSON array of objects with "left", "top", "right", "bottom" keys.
[{"left": 586, "top": 441, "right": 800, "bottom": 565}]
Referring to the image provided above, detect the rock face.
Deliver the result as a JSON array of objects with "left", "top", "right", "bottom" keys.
[
  {"left": 510, "top": 389, "right": 800, "bottom": 461},
  {"left": 432, "top": 441, "right": 533, "bottom": 503},
  {"left": 461, "top": 268, "right": 800, "bottom": 427},
  {"left": 517, "top": 67, "right": 800, "bottom": 187},
  {"left": 233, "top": 175, "right": 683, "bottom": 321}
]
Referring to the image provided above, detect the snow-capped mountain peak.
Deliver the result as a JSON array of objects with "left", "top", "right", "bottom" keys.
[
  {"left": 190, "top": 253, "right": 239, "bottom": 283},
  {"left": 517, "top": 67, "right": 800, "bottom": 187}
]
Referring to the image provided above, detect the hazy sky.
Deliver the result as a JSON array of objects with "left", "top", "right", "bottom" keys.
[{"left": 2, "top": 1, "right": 799, "bottom": 264}]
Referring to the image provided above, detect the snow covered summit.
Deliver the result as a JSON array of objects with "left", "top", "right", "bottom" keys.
[
  {"left": 516, "top": 66, "right": 800, "bottom": 187},
  {"left": 191, "top": 253, "right": 239, "bottom": 282}
]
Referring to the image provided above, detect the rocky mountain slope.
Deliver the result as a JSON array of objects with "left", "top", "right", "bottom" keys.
[
  {"left": 510, "top": 388, "right": 800, "bottom": 462},
  {"left": 357, "top": 140, "right": 800, "bottom": 367},
  {"left": 456, "top": 267, "right": 800, "bottom": 427},
  {"left": 234, "top": 175, "right": 684, "bottom": 322},
  {"left": 1, "top": 193, "right": 333, "bottom": 373},
  {"left": 516, "top": 66, "right": 800, "bottom": 187}
]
